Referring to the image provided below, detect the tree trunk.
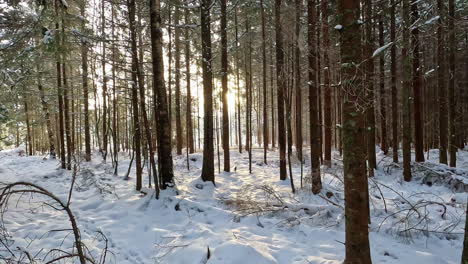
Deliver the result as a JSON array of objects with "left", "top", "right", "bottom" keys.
[
  {"left": 378, "top": 14, "right": 388, "bottom": 155},
  {"left": 294, "top": 0, "right": 302, "bottom": 164},
  {"left": 101, "top": 0, "right": 108, "bottom": 161},
  {"left": 221, "top": 0, "right": 230, "bottom": 172},
  {"left": 174, "top": 5, "right": 183, "bottom": 155},
  {"left": 80, "top": 1, "right": 91, "bottom": 162},
  {"left": 412, "top": 0, "right": 424, "bottom": 163},
  {"left": 402, "top": 0, "right": 412, "bottom": 182},
  {"left": 261, "top": 0, "right": 269, "bottom": 164},
  {"left": 185, "top": 4, "right": 194, "bottom": 154},
  {"left": 308, "top": 0, "right": 322, "bottom": 194},
  {"left": 391, "top": 0, "right": 399, "bottom": 163},
  {"left": 149, "top": 0, "right": 175, "bottom": 188},
  {"left": 438, "top": 0, "right": 448, "bottom": 165},
  {"left": 200, "top": 0, "right": 215, "bottom": 183},
  {"left": 322, "top": 0, "right": 332, "bottom": 167},
  {"left": 128, "top": 0, "right": 159, "bottom": 195},
  {"left": 338, "top": 0, "right": 372, "bottom": 262},
  {"left": 275, "top": 0, "right": 287, "bottom": 181},
  {"left": 234, "top": 8, "right": 242, "bottom": 153},
  {"left": 364, "top": 0, "right": 376, "bottom": 177},
  {"left": 448, "top": 0, "right": 456, "bottom": 167}
]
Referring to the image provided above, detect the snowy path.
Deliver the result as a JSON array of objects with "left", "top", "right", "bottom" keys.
[{"left": 0, "top": 148, "right": 466, "bottom": 263}]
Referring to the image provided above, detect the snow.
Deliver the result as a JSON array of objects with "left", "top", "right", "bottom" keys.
[
  {"left": 334, "top": 25, "right": 343, "bottom": 30},
  {"left": 372, "top": 42, "right": 393, "bottom": 58},
  {"left": 0, "top": 146, "right": 466, "bottom": 263}
]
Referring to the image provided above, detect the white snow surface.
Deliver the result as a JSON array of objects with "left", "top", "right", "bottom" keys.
[{"left": 0, "top": 147, "right": 466, "bottom": 263}]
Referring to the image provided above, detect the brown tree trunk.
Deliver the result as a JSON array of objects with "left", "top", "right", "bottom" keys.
[
  {"left": 128, "top": 0, "right": 159, "bottom": 195},
  {"left": 101, "top": 0, "right": 108, "bottom": 161},
  {"left": 200, "top": 0, "right": 215, "bottom": 183},
  {"left": 221, "top": 0, "right": 230, "bottom": 172},
  {"left": 174, "top": 5, "right": 183, "bottom": 155},
  {"left": 378, "top": 15, "right": 388, "bottom": 155},
  {"left": 294, "top": 0, "right": 302, "bottom": 164},
  {"left": 412, "top": 0, "right": 424, "bottom": 163},
  {"left": 149, "top": 0, "right": 174, "bottom": 188},
  {"left": 80, "top": 1, "right": 91, "bottom": 162},
  {"left": 448, "top": 0, "right": 456, "bottom": 167},
  {"left": 261, "top": 0, "right": 269, "bottom": 164},
  {"left": 62, "top": 61, "right": 72, "bottom": 170},
  {"left": 364, "top": 0, "right": 376, "bottom": 177},
  {"left": 322, "top": 0, "right": 332, "bottom": 167},
  {"left": 391, "top": 0, "right": 399, "bottom": 163},
  {"left": 402, "top": 0, "right": 412, "bottom": 182},
  {"left": 234, "top": 8, "right": 242, "bottom": 153},
  {"left": 185, "top": 4, "right": 194, "bottom": 154},
  {"left": 308, "top": 0, "right": 322, "bottom": 194},
  {"left": 275, "top": 0, "right": 287, "bottom": 181},
  {"left": 338, "top": 0, "right": 372, "bottom": 262},
  {"left": 438, "top": 0, "right": 448, "bottom": 165}
]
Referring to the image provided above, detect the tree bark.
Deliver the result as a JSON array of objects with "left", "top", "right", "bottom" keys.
[
  {"left": 402, "top": 0, "right": 412, "bottom": 182},
  {"left": 448, "top": 0, "right": 456, "bottom": 167},
  {"left": 391, "top": 0, "right": 399, "bottom": 163},
  {"left": 322, "top": 0, "right": 332, "bottom": 167},
  {"left": 221, "top": 0, "right": 230, "bottom": 172},
  {"left": 275, "top": 0, "right": 287, "bottom": 181},
  {"left": 174, "top": 5, "right": 183, "bottom": 155},
  {"left": 338, "top": 0, "right": 372, "bottom": 262},
  {"left": 438, "top": 0, "right": 448, "bottom": 165},
  {"left": 412, "top": 0, "right": 424, "bottom": 163},
  {"left": 200, "top": 0, "right": 215, "bottom": 183},
  {"left": 149, "top": 0, "right": 175, "bottom": 188}
]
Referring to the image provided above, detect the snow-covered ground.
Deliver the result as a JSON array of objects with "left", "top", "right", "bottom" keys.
[{"left": 0, "top": 146, "right": 466, "bottom": 263}]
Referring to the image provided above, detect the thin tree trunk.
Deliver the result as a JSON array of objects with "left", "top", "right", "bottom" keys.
[
  {"left": 308, "top": 0, "right": 322, "bottom": 194},
  {"left": 101, "top": 0, "right": 108, "bottom": 161},
  {"left": 378, "top": 14, "right": 388, "bottom": 155},
  {"left": 438, "top": 0, "right": 448, "bottom": 165},
  {"left": 275, "top": 0, "right": 287, "bottom": 181},
  {"left": 261, "top": 0, "right": 268, "bottom": 164},
  {"left": 235, "top": 8, "right": 242, "bottom": 153},
  {"left": 402, "top": 0, "right": 412, "bottom": 182},
  {"left": 80, "top": 0, "right": 91, "bottom": 162},
  {"left": 294, "top": 0, "right": 302, "bottom": 164},
  {"left": 412, "top": 0, "right": 424, "bottom": 163},
  {"left": 364, "top": 0, "right": 376, "bottom": 177},
  {"left": 174, "top": 5, "right": 183, "bottom": 155},
  {"left": 221, "top": 0, "right": 230, "bottom": 172},
  {"left": 185, "top": 4, "right": 194, "bottom": 154},
  {"left": 448, "top": 0, "right": 456, "bottom": 167},
  {"left": 391, "top": 0, "right": 399, "bottom": 163},
  {"left": 322, "top": 0, "right": 332, "bottom": 167}
]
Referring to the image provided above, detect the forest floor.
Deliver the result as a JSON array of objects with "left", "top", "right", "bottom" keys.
[{"left": 0, "top": 146, "right": 467, "bottom": 263}]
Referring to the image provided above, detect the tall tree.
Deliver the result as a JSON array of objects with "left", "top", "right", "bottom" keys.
[
  {"left": 174, "top": 5, "right": 183, "bottom": 155},
  {"left": 391, "top": 0, "right": 399, "bottom": 163},
  {"left": 185, "top": 4, "right": 194, "bottom": 154},
  {"left": 308, "top": 0, "right": 321, "bottom": 194},
  {"left": 412, "top": 0, "right": 424, "bottom": 162},
  {"left": 322, "top": 0, "right": 332, "bottom": 167},
  {"left": 294, "top": 0, "right": 302, "bottom": 164},
  {"left": 261, "top": 0, "right": 269, "bottom": 164},
  {"left": 101, "top": 0, "right": 108, "bottom": 161},
  {"left": 437, "top": 0, "right": 448, "bottom": 164},
  {"left": 200, "top": 0, "right": 215, "bottom": 183},
  {"left": 378, "top": 14, "right": 388, "bottom": 155},
  {"left": 221, "top": 0, "right": 230, "bottom": 172},
  {"left": 275, "top": 0, "right": 287, "bottom": 181},
  {"left": 448, "top": 0, "right": 456, "bottom": 167},
  {"left": 80, "top": 0, "right": 91, "bottom": 162},
  {"left": 149, "top": 0, "right": 174, "bottom": 188},
  {"left": 402, "top": 0, "right": 412, "bottom": 182},
  {"left": 338, "top": 0, "right": 372, "bottom": 262},
  {"left": 364, "top": 0, "right": 376, "bottom": 176}
]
